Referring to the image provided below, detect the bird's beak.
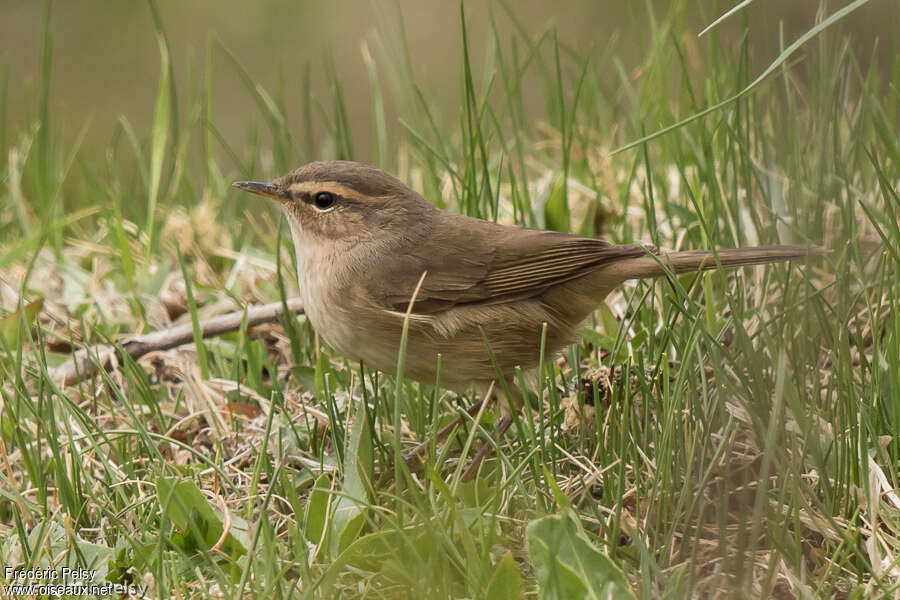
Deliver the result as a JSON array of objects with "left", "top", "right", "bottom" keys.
[{"left": 232, "top": 180, "right": 287, "bottom": 201}]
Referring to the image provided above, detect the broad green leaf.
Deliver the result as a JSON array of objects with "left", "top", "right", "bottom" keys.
[
  {"left": 527, "top": 512, "right": 634, "bottom": 600},
  {"left": 291, "top": 365, "right": 318, "bottom": 392},
  {"left": 340, "top": 528, "right": 401, "bottom": 572},
  {"left": 334, "top": 510, "right": 366, "bottom": 560},
  {"left": 0, "top": 297, "right": 43, "bottom": 347},
  {"left": 305, "top": 473, "right": 332, "bottom": 545},
  {"left": 485, "top": 551, "right": 522, "bottom": 600},
  {"left": 156, "top": 476, "right": 246, "bottom": 558}
]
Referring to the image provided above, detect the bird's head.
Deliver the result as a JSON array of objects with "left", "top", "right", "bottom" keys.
[{"left": 233, "top": 161, "right": 434, "bottom": 244}]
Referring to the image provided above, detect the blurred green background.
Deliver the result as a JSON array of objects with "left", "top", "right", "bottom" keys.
[{"left": 2, "top": 0, "right": 895, "bottom": 166}]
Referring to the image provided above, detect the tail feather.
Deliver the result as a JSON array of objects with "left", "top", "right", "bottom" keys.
[{"left": 608, "top": 245, "right": 825, "bottom": 281}]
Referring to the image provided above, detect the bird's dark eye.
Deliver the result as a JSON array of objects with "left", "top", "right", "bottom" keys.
[{"left": 313, "top": 191, "right": 336, "bottom": 210}]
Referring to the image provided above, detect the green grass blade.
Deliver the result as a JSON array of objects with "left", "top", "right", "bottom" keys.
[{"left": 612, "top": 0, "right": 872, "bottom": 154}]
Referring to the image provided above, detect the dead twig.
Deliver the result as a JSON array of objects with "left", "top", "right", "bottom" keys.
[{"left": 49, "top": 298, "right": 304, "bottom": 386}]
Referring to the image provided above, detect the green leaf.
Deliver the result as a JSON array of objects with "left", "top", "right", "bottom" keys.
[
  {"left": 0, "top": 297, "right": 43, "bottom": 347},
  {"left": 527, "top": 512, "right": 634, "bottom": 600},
  {"left": 291, "top": 365, "right": 318, "bottom": 392},
  {"left": 14, "top": 518, "right": 114, "bottom": 581},
  {"left": 485, "top": 551, "right": 522, "bottom": 600},
  {"left": 543, "top": 465, "right": 572, "bottom": 511},
  {"left": 544, "top": 174, "right": 570, "bottom": 233},
  {"left": 329, "top": 396, "right": 374, "bottom": 559},
  {"left": 305, "top": 473, "right": 332, "bottom": 545},
  {"left": 596, "top": 304, "right": 620, "bottom": 340},
  {"left": 156, "top": 476, "right": 246, "bottom": 558},
  {"left": 339, "top": 528, "right": 402, "bottom": 572}
]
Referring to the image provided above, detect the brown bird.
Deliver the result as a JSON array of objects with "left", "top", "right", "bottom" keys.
[{"left": 234, "top": 160, "right": 820, "bottom": 476}]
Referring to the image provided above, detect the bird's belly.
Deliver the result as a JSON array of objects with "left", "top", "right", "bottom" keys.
[
  {"left": 299, "top": 286, "right": 405, "bottom": 373},
  {"left": 302, "top": 285, "right": 579, "bottom": 388},
  {"left": 356, "top": 302, "right": 578, "bottom": 387}
]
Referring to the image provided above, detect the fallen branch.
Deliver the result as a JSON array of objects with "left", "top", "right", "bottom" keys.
[{"left": 49, "top": 298, "right": 305, "bottom": 386}]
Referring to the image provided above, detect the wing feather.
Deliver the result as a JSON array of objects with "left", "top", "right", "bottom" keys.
[{"left": 373, "top": 215, "right": 649, "bottom": 314}]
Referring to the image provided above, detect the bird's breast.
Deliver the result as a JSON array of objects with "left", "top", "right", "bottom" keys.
[{"left": 290, "top": 232, "right": 402, "bottom": 371}]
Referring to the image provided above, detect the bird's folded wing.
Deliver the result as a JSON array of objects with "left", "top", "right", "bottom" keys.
[{"left": 377, "top": 224, "right": 649, "bottom": 314}]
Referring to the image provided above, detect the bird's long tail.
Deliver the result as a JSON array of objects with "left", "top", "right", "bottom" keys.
[{"left": 607, "top": 245, "right": 825, "bottom": 281}]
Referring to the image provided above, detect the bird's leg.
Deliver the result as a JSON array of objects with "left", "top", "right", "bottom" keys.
[
  {"left": 461, "top": 385, "right": 524, "bottom": 482},
  {"left": 404, "top": 387, "right": 496, "bottom": 471}
]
